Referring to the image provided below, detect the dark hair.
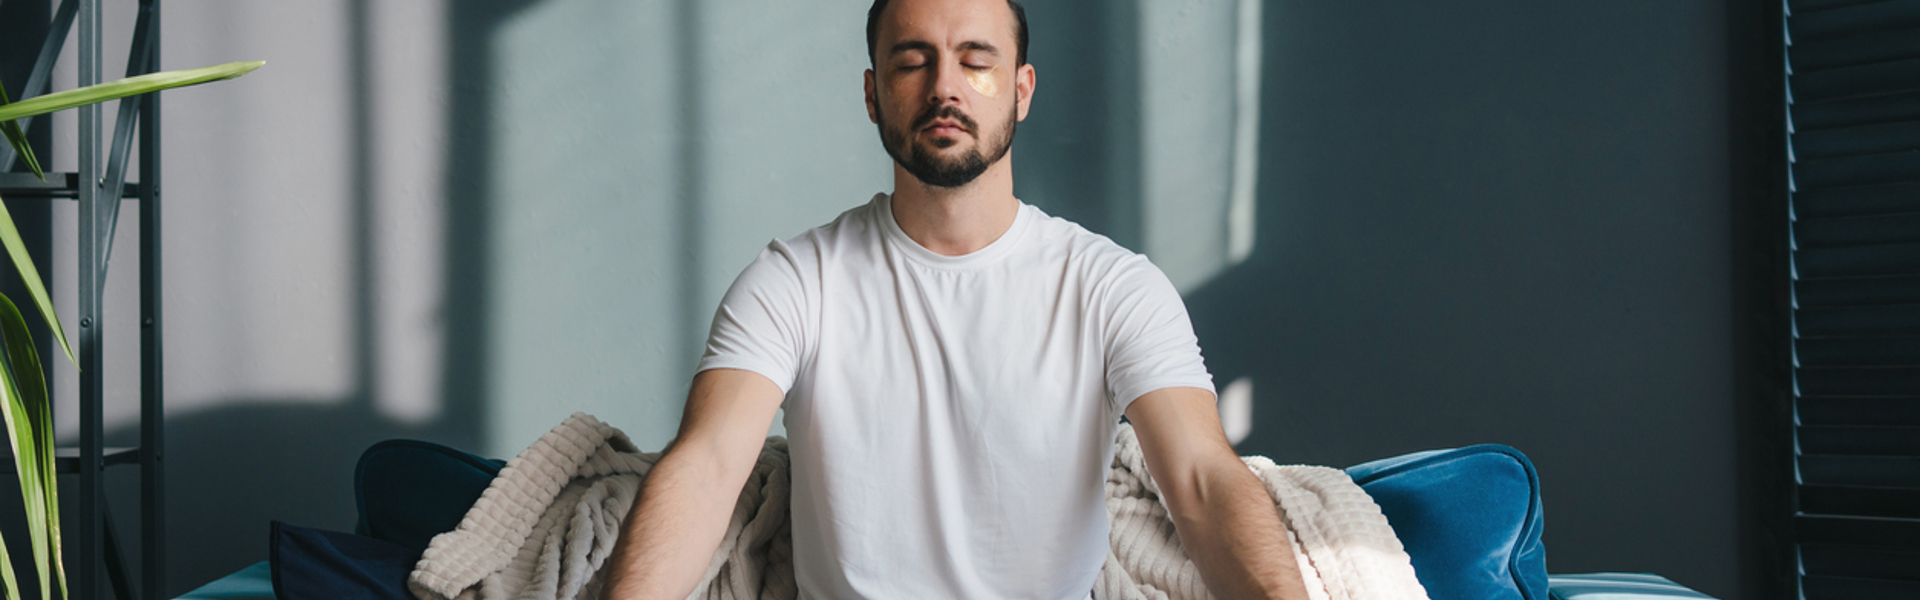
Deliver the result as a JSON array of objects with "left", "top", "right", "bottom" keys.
[{"left": 866, "top": 0, "right": 1029, "bottom": 67}]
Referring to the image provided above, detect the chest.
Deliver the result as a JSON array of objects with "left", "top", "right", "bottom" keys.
[{"left": 800, "top": 258, "right": 1109, "bottom": 443}]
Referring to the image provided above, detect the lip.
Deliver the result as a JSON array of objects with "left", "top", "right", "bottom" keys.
[
  {"left": 925, "top": 125, "right": 968, "bottom": 136},
  {"left": 923, "top": 120, "right": 970, "bottom": 137}
]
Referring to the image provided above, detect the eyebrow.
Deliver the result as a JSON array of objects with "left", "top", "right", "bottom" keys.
[
  {"left": 887, "top": 40, "right": 1002, "bottom": 59},
  {"left": 887, "top": 40, "right": 936, "bottom": 58},
  {"left": 956, "top": 41, "right": 1001, "bottom": 56}
]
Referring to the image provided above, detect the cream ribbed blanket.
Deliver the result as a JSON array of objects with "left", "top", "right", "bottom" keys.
[{"left": 410, "top": 413, "right": 1427, "bottom": 600}]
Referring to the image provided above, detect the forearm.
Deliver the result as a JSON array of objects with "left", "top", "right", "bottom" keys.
[
  {"left": 599, "top": 447, "right": 743, "bottom": 600},
  {"left": 1166, "top": 459, "right": 1310, "bottom": 600}
]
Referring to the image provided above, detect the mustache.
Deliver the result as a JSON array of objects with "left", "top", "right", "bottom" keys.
[{"left": 913, "top": 105, "right": 978, "bottom": 133}]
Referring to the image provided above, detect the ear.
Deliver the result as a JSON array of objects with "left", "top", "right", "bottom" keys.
[
  {"left": 1014, "top": 63, "right": 1036, "bottom": 122},
  {"left": 864, "top": 68, "right": 880, "bottom": 124}
]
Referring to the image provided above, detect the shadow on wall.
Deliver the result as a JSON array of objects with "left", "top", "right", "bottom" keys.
[{"left": 76, "top": 1, "right": 535, "bottom": 594}]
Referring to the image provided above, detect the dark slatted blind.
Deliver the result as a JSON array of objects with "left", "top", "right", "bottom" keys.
[{"left": 1787, "top": 0, "right": 1920, "bottom": 598}]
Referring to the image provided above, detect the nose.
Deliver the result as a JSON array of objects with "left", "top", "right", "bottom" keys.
[{"left": 929, "top": 58, "right": 966, "bottom": 107}]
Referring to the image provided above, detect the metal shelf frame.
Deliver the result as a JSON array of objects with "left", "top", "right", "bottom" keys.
[{"left": 1, "top": 0, "right": 166, "bottom": 599}]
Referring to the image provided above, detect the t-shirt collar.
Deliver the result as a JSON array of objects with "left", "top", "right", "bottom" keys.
[{"left": 875, "top": 192, "right": 1032, "bottom": 269}]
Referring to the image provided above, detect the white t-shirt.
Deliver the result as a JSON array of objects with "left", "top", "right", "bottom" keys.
[{"left": 697, "top": 193, "right": 1214, "bottom": 600}]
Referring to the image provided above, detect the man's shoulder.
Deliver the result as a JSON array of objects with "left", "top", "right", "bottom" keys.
[
  {"left": 1021, "top": 204, "right": 1155, "bottom": 275},
  {"left": 726, "top": 196, "right": 886, "bottom": 297},
  {"left": 771, "top": 193, "right": 888, "bottom": 255}
]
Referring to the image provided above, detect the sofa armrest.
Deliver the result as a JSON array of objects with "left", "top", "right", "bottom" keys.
[{"left": 1547, "top": 572, "right": 1717, "bottom": 600}]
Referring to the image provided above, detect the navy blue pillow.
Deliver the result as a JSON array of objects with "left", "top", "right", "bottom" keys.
[
  {"left": 354, "top": 439, "right": 506, "bottom": 551},
  {"left": 270, "top": 521, "right": 419, "bottom": 600},
  {"left": 1346, "top": 444, "right": 1549, "bottom": 600}
]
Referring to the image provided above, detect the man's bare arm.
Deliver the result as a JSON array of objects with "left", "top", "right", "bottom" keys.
[
  {"left": 600, "top": 368, "right": 785, "bottom": 600},
  {"left": 1125, "top": 387, "right": 1310, "bottom": 600}
]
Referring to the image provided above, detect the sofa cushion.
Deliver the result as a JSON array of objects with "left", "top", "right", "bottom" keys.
[
  {"left": 1346, "top": 444, "right": 1549, "bottom": 600},
  {"left": 354, "top": 439, "right": 506, "bottom": 551},
  {"left": 270, "top": 521, "right": 419, "bottom": 600},
  {"left": 175, "top": 561, "right": 274, "bottom": 600}
]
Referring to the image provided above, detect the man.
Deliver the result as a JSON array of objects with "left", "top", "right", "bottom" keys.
[{"left": 602, "top": 0, "right": 1308, "bottom": 598}]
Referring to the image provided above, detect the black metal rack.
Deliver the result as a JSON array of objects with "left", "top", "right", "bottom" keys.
[{"left": 0, "top": 0, "right": 165, "bottom": 599}]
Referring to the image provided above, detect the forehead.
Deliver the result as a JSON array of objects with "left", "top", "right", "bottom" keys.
[{"left": 876, "top": 0, "right": 1016, "bottom": 52}]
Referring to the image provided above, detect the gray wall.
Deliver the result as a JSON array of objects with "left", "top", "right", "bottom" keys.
[{"left": 1, "top": 0, "right": 1774, "bottom": 598}]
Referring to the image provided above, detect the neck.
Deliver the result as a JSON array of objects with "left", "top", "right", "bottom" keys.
[{"left": 888, "top": 154, "right": 1020, "bottom": 256}]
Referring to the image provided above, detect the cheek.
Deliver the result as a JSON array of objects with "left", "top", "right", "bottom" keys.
[
  {"left": 966, "top": 66, "right": 1001, "bottom": 98},
  {"left": 878, "top": 80, "right": 923, "bottom": 116},
  {"left": 881, "top": 71, "right": 923, "bottom": 100}
]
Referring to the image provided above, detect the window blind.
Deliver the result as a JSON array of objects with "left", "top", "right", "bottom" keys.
[{"left": 1786, "top": 0, "right": 1920, "bottom": 598}]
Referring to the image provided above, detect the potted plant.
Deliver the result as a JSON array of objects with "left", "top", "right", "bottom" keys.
[{"left": 0, "top": 60, "right": 261, "bottom": 600}]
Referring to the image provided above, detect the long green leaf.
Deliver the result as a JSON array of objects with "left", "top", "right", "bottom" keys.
[
  {"left": 0, "top": 85, "right": 45, "bottom": 181},
  {"left": 0, "top": 199, "right": 69, "bottom": 367},
  {"left": 0, "top": 61, "right": 263, "bottom": 123},
  {"left": 1, "top": 122, "right": 44, "bottom": 181},
  {"left": 0, "top": 294, "right": 59, "bottom": 600},
  {"left": 0, "top": 293, "right": 51, "bottom": 600},
  {"left": 0, "top": 527, "right": 20, "bottom": 600}
]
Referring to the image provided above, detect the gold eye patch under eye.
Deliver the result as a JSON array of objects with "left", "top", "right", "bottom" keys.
[{"left": 966, "top": 66, "right": 1001, "bottom": 98}]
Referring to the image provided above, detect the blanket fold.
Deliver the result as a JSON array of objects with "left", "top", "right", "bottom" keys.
[{"left": 410, "top": 413, "right": 1427, "bottom": 600}]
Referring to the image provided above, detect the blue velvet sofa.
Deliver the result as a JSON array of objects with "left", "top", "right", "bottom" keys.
[{"left": 174, "top": 441, "right": 1719, "bottom": 600}]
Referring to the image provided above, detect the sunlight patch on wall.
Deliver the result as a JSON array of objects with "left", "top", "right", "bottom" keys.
[
  {"left": 1227, "top": 0, "right": 1262, "bottom": 265},
  {"left": 1140, "top": 0, "right": 1263, "bottom": 294},
  {"left": 1219, "top": 376, "right": 1253, "bottom": 445},
  {"left": 371, "top": 0, "right": 450, "bottom": 425}
]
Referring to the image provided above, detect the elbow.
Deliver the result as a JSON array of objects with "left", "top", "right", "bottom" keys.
[
  {"left": 1159, "top": 457, "right": 1243, "bottom": 526},
  {"left": 1162, "top": 469, "right": 1205, "bottom": 518},
  {"left": 652, "top": 434, "right": 750, "bottom": 502}
]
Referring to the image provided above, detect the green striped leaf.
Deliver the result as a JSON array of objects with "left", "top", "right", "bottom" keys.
[
  {"left": 0, "top": 293, "right": 54, "bottom": 600},
  {"left": 0, "top": 61, "right": 263, "bottom": 122},
  {"left": 0, "top": 84, "right": 44, "bottom": 181},
  {"left": 0, "top": 291, "right": 61, "bottom": 600},
  {"left": 0, "top": 199, "right": 70, "bottom": 367},
  {"left": 0, "top": 529, "right": 20, "bottom": 600}
]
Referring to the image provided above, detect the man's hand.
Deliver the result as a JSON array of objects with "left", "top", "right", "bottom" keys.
[
  {"left": 1125, "top": 387, "right": 1311, "bottom": 600},
  {"left": 599, "top": 368, "right": 785, "bottom": 600}
]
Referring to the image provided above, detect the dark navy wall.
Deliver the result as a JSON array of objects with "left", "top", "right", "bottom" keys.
[{"left": 1020, "top": 2, "right": 1778, "bottom": 598}]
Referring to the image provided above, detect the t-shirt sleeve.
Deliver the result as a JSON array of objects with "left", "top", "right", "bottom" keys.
[
  {"left": 1101, "top": 257, "right": 1216, "bottom": 415},
  {"left": 696, "top": 240, "right": 812, "bottom": 394}
]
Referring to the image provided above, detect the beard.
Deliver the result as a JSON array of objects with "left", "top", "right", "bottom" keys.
[{"left": 876, "top": 99, "right": 1017, "bottom": 188}]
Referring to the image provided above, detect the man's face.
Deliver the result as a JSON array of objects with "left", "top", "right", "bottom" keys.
[{"left": 865, "top": 0, "right": 1033, "bottom": 189}]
